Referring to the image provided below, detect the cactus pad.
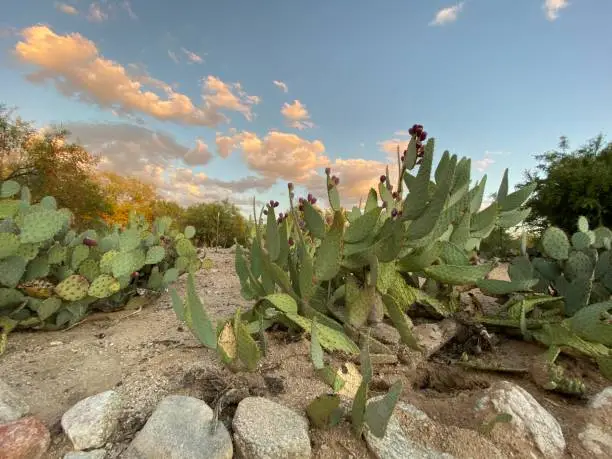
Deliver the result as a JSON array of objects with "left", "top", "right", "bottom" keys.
[
  {"left": 37, "top": 297, "right": 62, "bottom": 321},
  {"left": 424, "top": 263, "right": 493, "bottom": 285},
  {"left": 71, "top": 244, "right": 90, "bottom": 270},
  {"left": 78, "top": 258, "right": 101, "bottom": 282},
  {"left": 145, "top": 245, "right": 165, "bottom": 264},
  {"left": 24, "top": 255, "right": 50, "bottom": 282},
  {"left": 111, "top": 251, "right": 136, "bottom": 278},
  {"left": 184, "top": 225, "right": 196, "bottom": 239},
  {"left": 176, "top": 238, "right": 196, "bottom": 257},
  {"left": 18, "top": 210, "right": 65, "bottom": 244},
  {"left": 0, "top": 288, "right": 25, "bottom": 308},
  {"left": 565, "top": 251, "right": 594, "bottom": 281},
  {"left": 88, "top": 274, "right": 121, "bottom": 298},
  {"left": 0, "top": 180, "right": 21, "bottom": 198},
  {"left": 571, "top": 232, "right": 592, "bottom": 251},
  {"left": 0, "top": 233, "right": 20, "bottom": 259},
  {"left": 285, "top": 312, "right": 359, "bottom": 354},
  {"left": 54, "top": 275, "right": 89, "bottom": 301},
  {"left": 541, "top": 227, "right": 570, "bottom": 260},
  {"left": 0, "top": 256, "right": 27, "bottom": 288},
  {"left": 119, "top": 228, "right": 140, "bottom": 252}
]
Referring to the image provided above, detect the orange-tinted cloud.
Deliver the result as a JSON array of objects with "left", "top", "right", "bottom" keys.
[
  {"left": 281, "top": 100, "right": 314, "bottom": 130},
  {"left": 14, "top": 25, "right": 259, "bottom": 126},
  {"left": 55, "top": 3, "right": 79, "bottom": 15}
]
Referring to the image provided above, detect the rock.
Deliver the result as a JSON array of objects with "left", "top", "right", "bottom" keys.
[
  {"left": 124, "top": 395, "right": 232, "bottom": 459},
  {"left": 0, "top": 416, "right": 50, "bottom": 459},
  {"left": 413, "top": 319, "right": 462, "bottom": 359},
  {"left": 233, "top": 397, "right": 311, "bottom": 459},
  {"left": 64, "top": 450, "right": 107, "bottom": 459},
  {"left": 61, "top": 390, "right": 122, "bottom": 450},
  {"left": 578, "top": 386, "right": 612, "bottom": 457},
  {"left": 0, "top": 378, "right": 29, "bottom": 423},
  {"left": 371, "top": 323, "right": 401, "bottom": 345},
  {"left": 365, "top": 398, "right": 504, "bottom": 459},
  {"left": 473, "top": 381, "right": 565, "bottom": 458}
]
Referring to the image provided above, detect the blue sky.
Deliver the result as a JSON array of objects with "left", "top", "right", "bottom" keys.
[{"left": 1, "top": 0, "right": 611, "bottom": 211}]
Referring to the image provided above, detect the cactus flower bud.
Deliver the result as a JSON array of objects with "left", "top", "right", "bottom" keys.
[
  {"left": 274, "top": 201, "right": 279, "bottom": 208},
  {"left": 333, "top": 176, "right": 340, "bottom": 185},
  {"left": 380, "top": 175, "right": 386, "bottom": 182},
  {"left": 288, "top": 237, "right": 294, "bottom": 246},
  {"left": 82, "top": 237, "right": 97, "bottom": 247},
  {"left": 288, "top": 182, "right": 294, "bottom": 190},
  {"left": 391, "top": 209, "right": 398, "bottom": 218},
  {"left": 131, "top": 271, "right": 139, "bottom": 278},
  {"left": 325, "top": 167, "right": 331, "bottom": 175},
  {"left": 420, "top": 131, "right": 427, "bottom": 141},
  {"left": 307, "top": 193, "right": 313, "bottom": 201},
  {"left": 279, "top": 212, "right": 284, "bottom": 219},
  {"left": 311, "top": 197, "right": 317, "bottom": 204},
  {"left": 269, "top": 199, "right": 275, "bottom": 206},
  {"left": 408, "top": 128, "right": 415, "bottom": 136}
]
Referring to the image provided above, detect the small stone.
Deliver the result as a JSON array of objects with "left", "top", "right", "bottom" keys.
[
  {"left": 413, "top": 319, "right": 461, "bottom": 359},
  {"left": 50, "top": 341, "right": 63, "bottom": 346},
  {"left": 0, "top": 416, "right": 50, "bottom": 459},
  {"left": 64, "top": 449, "right": 107, "bottom": 459},
  {"left": 61, "top": 390, "right": 122, "bottom": 450},
  {"left": 124, "top": 395, "right": 232, "bottom": 459},
  {"left": 233, "top": 397, "right": 311, "bottom": 459},
  {"left": 0, "top": 379, "right": 30, "bottom": 423},
  {"left": 371, "top": 323, "right": 401, "bottom": 345},
  {"left": 578, "top": 387, "right": 612, "bottom": 457},
  {"left": 473, "top": 381, "right": 565, "bottom": 458}
]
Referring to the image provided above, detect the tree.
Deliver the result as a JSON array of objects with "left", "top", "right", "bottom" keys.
[
  {"left": 0, "top": 106, "right": 112, "bottom": 228},
  {"left": 151, "top": 199, "right": 184, "bottom": 225},
  {"left": 97, "top": 171, "right": 158, "bottom": 226},
  {"left": 519, "top": 134, "right": 612, "bottom": 235},
  {"left": 182, "top": 200, "right": 249, "bottom": 247}
]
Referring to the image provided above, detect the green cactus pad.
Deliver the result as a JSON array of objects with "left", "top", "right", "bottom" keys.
[
  {"left": 71, "top": 244, "right": 90, "bottom": 270},
  {"left": 99, "top": 250, "right": 118, "bottom": 274},
  {"left": 541, "top": 227, "right": 570, "bottom": 260},
  {"left": 88, "top": 274, "right": 121, "bottom": 298},
  {"left": 0, "top": 256, "right": 27, "bottom": 288},
  {"left": 0, "top": 233, "right": 20, "bottom": 259},
  {"left": 175, "top": 256, "right": 189, "bottom": 272},
  {"left": 40, "top": 196, "right": 57, "bottom": 210},
  {"left": 498, "top": 183, "right": 536, "bottom": 212},
  {"left": 37, "top": 297, "right": 62, "bottom": 321},
  {"left": 176, "top": 238, "right": 196, "bottom": 257},
  {"left": 0, "top": 200, "right": 20, "bottom": 219},
  {"left": 111, "top": 251, "right": 137, "bottom": 278},
  {"left": 477, "top": 278, "right": 539, "bottom": 295},
  {"left": 314, "top": 211, "right": 344, "bottom": 282},
  {"left": 23, "top": 255, "right": 50, "bottom": 282},
  {"left": 470, "top": 203, "right": 498, "bottom": 238},
  {"left": 18, "top": 209, "right": 65, "bottom": 244},
  {"left": 577, "top": 216, "right": 589, "bottom": 233},
  {"left": 498, "top": 208, "right": 532, "bottom": 229},
  {"left": 46, "top": 243, "right": 66, "bottom": 265},
  {"left": 569, "top": 301, "right": 612, "bottom": 346},
  {"left": 424, "top": 263, "right": 493, "bottom": 285},
  {"left": 235, "top": 313, "right": 260, "bottom": 371},
  {"left": 54, "top": 275, "right": 89, "bottom": 301},
  {"left": 302, "top": 201, "right": 326, "bottom": 239},
  {"left": 565, "top": 251, "right": 594, "bottom": 281},
  {"left": 593, "top": 227, "right": 612, "bottom": 249},
  {"left": 78, "top": 258, "right": 101, "bottom": 282},
  {"left": 286, "top": 312, "right": 359, "bottom": 355},
  {"left": 119, "top": 228, "right": 140, "bottom": 252},
  {"left": 365, "top": 380, "right": 403, "bottom": 438},
  {"left": 497, "top": 169, "right": 509, "bottom": 201},
  {"left": 382, "top": 294, "right": 419, "bottom": 349},
  {"left": 439, "top": 241, "right": 470, "bottom": 266},
  {"left": 0, "top": 288, "right": 25, "bottom": 307},
  {"left": 163, "top": 268, "right": 179, "bottom": 284},
  {"left": 344, "top": 207, "right": 382, "bottom": 244},
  {"left": 145, "top": 245, "right": 165, "bottom": 265},
  {"left": 99, "top": 235, "right": 118, "bottom": 252},
  {"left": 0, "top": 180, "right": 21, "bottom": 198},
  {"left": 345, "top": 278, "right": 374, "bottom": 327},
  {"left": 147, "top": 266, "right": 164, "bottom": 290},
  {"left": 184, "top": 225, "right": 196, "bottom": 239},
  {"left": 564, "top": 277, "right": 592, "bottom": 316},
  {"left": 571, "top": 232, "right": 592, "bottom": 251},
  {"left": 16, "top": 242, "right": 41, "bottom": 262}
]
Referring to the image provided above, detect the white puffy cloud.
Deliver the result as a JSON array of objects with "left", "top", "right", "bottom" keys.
[
  {"left": 429, "top": 2, "right": 465, "bottom": 26},
  {"left": 273, "top": 80, "right": 289, "bottom": 93},
  {"left": 543, "top": 0, "right": 569, "bottom": 21}
]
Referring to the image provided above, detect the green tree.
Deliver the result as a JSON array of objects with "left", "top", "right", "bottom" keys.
[
  {"left": 182, "top": 200, "right": 249, "bottom": 247},
  {"left": 519, "top": 134, "right": 612, "bottom": 234},
  {"left": 151, "top": 199, "right": 184, "bottom": 225},
  {"left": 0, "top": 106, "right": 112, "bottom": 228}
]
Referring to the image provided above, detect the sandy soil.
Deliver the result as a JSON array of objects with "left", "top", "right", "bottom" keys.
[{"left": 0, "top": 250, "right": 608, "bottom": 458}]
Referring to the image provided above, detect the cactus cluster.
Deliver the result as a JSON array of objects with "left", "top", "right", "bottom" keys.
[
  {"left": 0, "top": 179, "right": 206, "bottom": 350},
  {"left": 478, "top": 216, "right": 612, "bottom": 316}
]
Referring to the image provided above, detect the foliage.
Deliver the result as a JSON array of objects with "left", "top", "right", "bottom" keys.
[
  {"left": 479, "top": 228, "right": 523, "bottom": 259},
  {"left": 519, "top": 134, "right": 612, "bottom": 235},
  {"left": 182, "top": 200, "right": 249, "bottom": 248},
  {"left": 0, "top": 106, "right": 112, "bottom": 229},
  {"left": 98, "top": 171, "right": 158, "bottom": 226},
  {"left": 0, "top": 180, "right": 205, "bottom": 353}
]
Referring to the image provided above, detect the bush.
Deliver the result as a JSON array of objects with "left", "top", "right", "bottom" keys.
[{"left": 182, "top": 200, "right": 249, "bottom": 248}]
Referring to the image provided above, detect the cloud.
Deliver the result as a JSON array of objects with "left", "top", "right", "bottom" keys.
[
  {"left": 181, "top": 47, "right": 204, "bottom": 64},
  {"left": 14, "top": 25, "right": 259, "bottom": 126},
  {"left": 281, "top": 100, "right": 314, "bottom": 130},
  {"left": 377, "top": 138, "right": 409, "bottom": 161},
  {"left": 120, "top": 1, "right": 138, "bottom": 20},
  {"left": 473, "top": 152, "right": 496, "bottom": 172},
  {"left": 543, "top": 0, "right": 569, "bottom": 21},
  {"left": 55, "top": 2, "right": 79, "bottom": 15},
  {"left": 168, "top": 50, "right": 179, "bottom": 63},
  {"left": 429, "top": 2, "right": 465, "bottom": 26},
  {"left": 273, "top": 80, "right": 289, "bottom": 93},
  {"left": 87, "top": 2, "right": 108, "bottom": 22}
]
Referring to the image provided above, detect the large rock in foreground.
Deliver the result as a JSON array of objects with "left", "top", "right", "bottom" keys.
[
  {"left": 233, "top": 397, "right": 311, "bottom": 459},
  {"left": 124, "top": 395, "right": 232, "bottom": 459},
  {"left": 0, "top": 416, "right": 50, "bottom": 459}
]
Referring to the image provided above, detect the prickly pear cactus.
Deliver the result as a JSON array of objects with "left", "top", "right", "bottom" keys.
[{"left": 0, "top": 180, "right": 209, "bottom": 350}]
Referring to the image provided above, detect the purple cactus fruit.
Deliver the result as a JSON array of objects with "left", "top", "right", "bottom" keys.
[
  {"left": 274, "top": 201, "right": 280, "bottom": 208},
  {"left": 307, "top": 193, "right": 313, "bottom": 201},
  {"left": 263, "top": 210, "right": 268, "bottom": 215},
  {"left": 131, "top": 271, "right": 139, "bottom": 278},
  {"left": 420, "top": 131, "right": 427, "bottom": 141},
  {"left": 311, "top": 197, "right": 317, "bottom": 204},
  {"left": 279, "top": 212, "right": 284, "bottom": 219},
  {"left": 391, "top": 209, "right": 398, "bottom": 218},
  {"left": 380, "top": 175, "right": 386, "bottom": 182},
  {"left": 269, "top": 199, "right": 275, "bottom": 207},
  {"left": 298, "top": 204, "right": 304, "bottom": 211},
  {"left": 333, "top": 176, "right": 340, "bottom": 185},
  {"left": 288, "top": 182, "right": 294, "bottom": 190},
  {"left": 82, "top": 237, "right": 97, "bottom": 247},
  {"left": 408, "top": 128, "right": 415, "bottom": 136},
  {"left": 392, "top": 191, "right": 399, "bottom": 199},
  {"left": 325, "top": 167, "right": 331, "bottom": 175},
  {"left": 288, "top": 237, "right": 294, "bottom": 246}
]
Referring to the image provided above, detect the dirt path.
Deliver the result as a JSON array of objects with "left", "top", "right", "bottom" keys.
[{"left": 0, "top": 250, "right": 608, "bottom": 458}]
